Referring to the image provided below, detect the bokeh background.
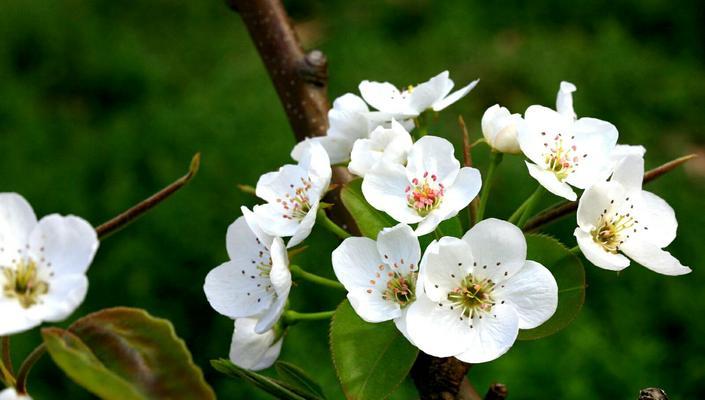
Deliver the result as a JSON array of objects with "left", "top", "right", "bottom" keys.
[{"left": 1, "top": 0, "right": 704, "bottom": 398}]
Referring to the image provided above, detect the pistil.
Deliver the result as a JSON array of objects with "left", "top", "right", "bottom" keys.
[{"left": 2, "top": 259, "right": 49, "bottom": 309}]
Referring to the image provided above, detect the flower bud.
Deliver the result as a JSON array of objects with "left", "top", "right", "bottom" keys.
[{"left": 481, "top": 104, "right": 523, "bottom": 154}]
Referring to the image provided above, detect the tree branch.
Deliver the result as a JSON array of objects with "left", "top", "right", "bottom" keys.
[
  {"left": 639, "top": 388, "right": 669, "bottom": 400},
  {"left": 484, "top": 383, "right": 508, "bottom": 400},
  {"left": 523, "top": 154, "right": 696, "bottom": 232}
]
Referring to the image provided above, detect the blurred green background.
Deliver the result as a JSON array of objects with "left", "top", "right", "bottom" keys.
[{"left": 1, "top": 0, "right": 704, "bottom": 398}]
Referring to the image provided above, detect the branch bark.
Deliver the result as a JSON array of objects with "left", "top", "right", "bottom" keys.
[{"left": 229, "top": 1, "right": 472, "bottom": 398}]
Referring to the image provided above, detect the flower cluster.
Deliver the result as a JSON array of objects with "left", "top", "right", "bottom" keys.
[{"left": 203, "top": 73, "right": 690, "bottom": 375}]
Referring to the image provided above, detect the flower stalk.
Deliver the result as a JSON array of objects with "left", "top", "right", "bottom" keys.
[
  {"left": 316, "top": 208, "right": 352, "bottom": 239},
  {"left": 282, "top": 310, "right": 335, "bottom": 326},
  {"left": 516, "top": 186, "right": 544, "bottom": 228},
  {"left": 14, "top": 343, "right": 46, "bottom": 395},
  {"left": 289, "top": 264, "right": 345, "bottom": 291},
  {"left": 476, "top": 151, "right": 503, "bottom": 221}
]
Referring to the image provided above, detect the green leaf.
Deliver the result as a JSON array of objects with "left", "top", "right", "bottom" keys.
[
  {"left": 212, "top": 359, "right": 322, "bottom": 400},
  {"left": 330, "top": 300, "right": 418, "bottom": 400},
  {"left": 42, "top": 307, "right": 215, "bottom": 400},
  {"left": 275, "top": 361, "right": 327, "bottom": 399},
  {"left": 340, "top": 179, "right": 396, "bottom": 239},
  {"left": 518, "top": 234, "right": 586, "bottom": 340}
]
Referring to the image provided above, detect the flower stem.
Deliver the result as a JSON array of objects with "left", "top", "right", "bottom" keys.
[
  {"left": 0, "top": 337, "right": 14, "bottom": 387},
  {"left": 289, "top": 264, "right": 345, "bottom": 291},
  {"left": 282, "top": 310, "right": 335, "bottom": 326},
  {"left": 516, "top": 186, "right": 545, "bottom": 228},
  {"left": 316, "top": 208, "right": 351, "bottom": 239},
  {"left": 15, "top": 343, "right": 45, "bottom": 395},
  {"left": 476, "top": 151, "right": 503, "bottom": 221}
]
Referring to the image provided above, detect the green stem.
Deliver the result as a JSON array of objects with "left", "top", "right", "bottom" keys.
[
  {"left": 476, "top": 151, "right": 503, "bottom": 221},
  {"left": 316, "top": 208, "right": 351, "bottom": 240},
  {"left": 283, "top": 310, "right": 335, "bottom": 326},
  {"left": 289, "top": 264, "right": 345, "bottom": 291},
  {"left": 0, "top": 337, "right": 14, "bottom": 387},
  {"left": 507, "top": 199, "right": 529, "bottom": 225},
  {"left": 15, "top": 343, "right": 45, "bottom": 395},
  {"left": 569, "top": 245, "right": 581, "bottom": 255},
  {"left": 516, "top": 186, "right": 545, "bottom": 228}
]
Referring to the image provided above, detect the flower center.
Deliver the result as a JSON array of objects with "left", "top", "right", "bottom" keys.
[
  {"left": 447, "top": 274, "right": 495, "bottom": 318},
  {"left": 541, "top": 132, "right": 586, "bottom": 181},
  {"left": 277, "top": 176, "right": 314, "bottom": 221},
  {"left": 382, "top": 271, "right": 417, "bottom": 308},
  {"left": 2, "top": 259, "right": 49, "bottom": 309},
  {"left": 406, "top": 172, "right": 444, "bottom": 217},
  {"left": 591, "top": 204, "right": 638, "bottom": 253}
]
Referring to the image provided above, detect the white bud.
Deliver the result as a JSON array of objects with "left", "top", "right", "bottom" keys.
[{"left": 481, "top": 104, "right": 522, "bottom": 154}]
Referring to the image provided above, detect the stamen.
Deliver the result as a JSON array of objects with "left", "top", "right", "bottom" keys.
[{"left": 2, "top": 258, "right": 50, "bottom": 309}]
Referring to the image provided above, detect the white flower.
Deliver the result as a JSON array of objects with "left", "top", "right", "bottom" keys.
[
  {"left": 0, "top": 193, "right": 98, "bottom": 336},
  {"left": 574, "top": 155, "right": 691, "bottom": 276},
  {"left": 0, "top": 388, "right": 31, "bottom": 400},
  {"left": 229, "top": 318, "right": 283, "bottom": 371},
  {"left": 348, "top": 119, "right": 413, "bottom": 177},
  {"left": 204, "top": 208, "right": 291, "bottom": 334},
  {"left": 359, "top": 71, "right": 479, "bottom": 119},
  {"left": 332, "top": 224, "right": 421, "bottom": 340},
  {"left": 518, "top": 81, "right": 618, "bottom": 201},
  {"left": 291, "top": 93, "right": 371, "bottom": 165},
  {"left": 481, "top": 104, "right": 523, "bottom": 154},
  {"left": 406, "top": 219, "right": 558, "bottom": 363},
  {"left": 254, "top": 142, "right": 331, "bottom": 248},
  {"left": 362, "top": 136, "right": 481, "bottom": 236}
]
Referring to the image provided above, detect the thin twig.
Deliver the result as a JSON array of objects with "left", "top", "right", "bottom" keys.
[
  {"left": 459, "top": 115, "right": 478, "bottom": 226},
  {"left": 1, "top": 336, "right": 12, "bottom": 376},
  {"left": 95, "top": 153, "right": 200, "bottom": 239},
  {"left": 523, "top": 154, "right": 696, "bottom": 232},
  {"left": 484, "top": 383, "right": 508, "bottom": 400}
]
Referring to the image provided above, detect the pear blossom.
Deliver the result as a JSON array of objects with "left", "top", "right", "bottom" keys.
[
  {"left": 406, "top": 219, "right": 558, "bottom": 363},
  {"left": 229, "top": 318, "right": 283, "bottom": 371},
  {"left": 359, "top": 71, "right": 479, "bottom": 119},
  {"left": 574, "top": 155, "right": 691, "bottom": 276},
  {"left": 204, "top": 208, "right": 291, "bottom": 334},
  {"left": 291, "top": 93, "right": 371, "bottom": 164},
  {"left": 332, "top": 224, "right": 421, "bottom": 339},
  {"left": 362, "top": 136, "right": 481, "bottom": 236},
  {"left": 253, "top": 142, "right": 331, "bottom": 248},
  {"left": 0, "top": 388, "right": 31, "bottom": 400},
  {"left": 0, "top": 193, "right": 99, "bottom": 336},
  {"left": 348, "top": 119, "right": 413, "bottom": 177},
  {"left": 518, "top": 81, "right": 618, "bottom": 201},
  {"left": 481, "top": 104, "right": 523, "bottom": 154}
]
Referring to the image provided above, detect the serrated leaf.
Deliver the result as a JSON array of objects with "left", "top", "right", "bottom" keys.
[
  {"left": 330, "top": 300, "right": 418, "bottom": 400},
  {"left": 518, "top": 234, "right": 586, "bottom": 340},
  {"left": 275, "top": 361, "right": 327, "bottom": 399},
  {"left": 340, "top": 179, "right": 396, "bottom": 239},
  {"left": 212, "top": 359, "right": 318, "bottom": 400},
  {"left": 42, "top": 307, "right": 215, "bottom": 400}
]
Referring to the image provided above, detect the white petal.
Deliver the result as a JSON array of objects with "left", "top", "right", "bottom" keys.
[
  {"left": 518, "top": 105, "right": 572, "bottom": 166},
  {"left": 454, "top": 304, "right": 520, "bottom": 364},
  {"left": 565, "top": 117, "right": 619, "bottom": 189},
  {"left": 574, "top": 228, "right": 630, "bottom": 271},
  {"left": 256, "top": 293, "right": 287, "bottom": 333},
  {"left": 414, "top": 211, "right": 445, "bottom": 237},
  {"left": 348, "top": 120, "right": 413, "bottom": 177},
  {"left": 0, "top": 388, "right": 32, "bottom": 400},
  {"left": 269, "top": 238, "right": 291, "bottom": 298},
  {"left": 228, "top": 213, "right": 273, "bottom": 267},
  {"left": 348, "top": 288, "right": 401, "bottom": 323},
  {"left": 362, "top": 161, "right": 423, "bottom": 224},
  {"left": 440, "top": 167, "right": 482, "bottom": 214},
  {"left": 611, "top": 154, "right": 644, "bottom": 193},
  {"left": 576, "top": 182, "right": 626, "bottom": 231},
  {"left": 493, "top": 261, "right": 557, "bottom": 329},
  {"left": 27, "top": 215, "right": 99, "bottom": 276},
  {"left": 328, "top": 93, "right": 371, "bottom": 138},
  {"left": 405, "top": 293, "right": 473, "bottom": 357},
  {"left": 298, "top": 142, "right": 332, "bottom": 193},
  {"left": 406, "top": 136, "right": 461, "bottom": 187},
  {"left": 0, "top": 193, "right": 37, "bottom": 266},
  {"left": 555, "top": 81, "right": 577, "bottom": 118},
  {"left": 33, "top": 274, "right": 88, "bottom": 323},
  {"left": 255, "top": 165, "right": 308, "bottom": 204},
  {"left": 432, "top": 79, "right": 479, "bottom": 111},
  {"left": 408, "top": 71, "right": 452, "bottom": 113},
  {"left": 376, "top": 224, "right": 421, "bottom": 276},
  {"left": 620, "top": 240, "right": 691, "bottom": 276},
  {"left": 462, "top": 218, "right": 527, "bottom": 282},
  {"left": 419, "top": 237, "right": 473, "bottom": 302},
  {"left": 203, "top": 260, "right": 272, "bottom": 319},
  {"left": 359, "top": 80, "right": 405, "bottom": 114},
  {"left": 287, "top": 203, "right": 318, "bottom": 248},
  {"left": 252, "top": 203, "right": 300, "bottom": 238},
  {"left": 230, "top": 318, "right": 282, "bottom": 371},
  {"left": 526, "top": 162, "right": 577, "bottom": 201},
  {"left": 0, "top": 297, "right": 41, "bottom": 336},
  {"left": 393, "top": 308, "right": 415, "bottom": 346},
  {"left": 635, "top": 191, "right": 677, "bottom": 248},
  {"left": 291, "top": 136, "right": 353, "bottom": 165}
]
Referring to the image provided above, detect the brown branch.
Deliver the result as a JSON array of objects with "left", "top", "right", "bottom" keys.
[
  {"left": 523, "top": 154, "right": 697, "bottom": 232},
  {"left": 95, "top": 153, "right": 200, "bottom": 239},
  {"left": 459, "top": 115, "right": 478, "bottom": 226},
  {"left": 484, "top": 383, "right": 508, "bottom": 400},
  {"left": 411, "top": 352, "right": 472, "bottom": 400},
  {"left": 639, "top": 388, "right": 669, "bottom": 400}
]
